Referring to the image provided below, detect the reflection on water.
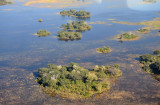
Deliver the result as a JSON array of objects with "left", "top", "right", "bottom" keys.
[
  {"left": 127, "top": 0, "right": 160, "bottom": 11},
  {"left": 0, "top": 0, "right": 160, "bottom": 104}
]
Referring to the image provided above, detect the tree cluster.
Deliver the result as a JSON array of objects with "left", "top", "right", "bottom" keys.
[
  {"left": 96, "top": 46, "right": 112, "bottom": 54},
  {"left": 37, "top": 30, "right": 50, "bottom": 37},
  {"left": 62, "top": 20, "right": 92, "bottom": 31},
  {"left": 140, "top": 53, "right": 160, "bottom": 75},
  {"left": 120, "top": 33, "right": 138, "bottom": 40},
  {"left": 0, "top": 0, "right": 12, "bottom": 5},
  {"left": 60, "top": 9, "right": 91, "bottom": 18},
  {"left": 58, "top": 30, "right": 82, "bottom": 40},
  {"left": 36, "top": 62, "right": 122, "bottom": 98}
]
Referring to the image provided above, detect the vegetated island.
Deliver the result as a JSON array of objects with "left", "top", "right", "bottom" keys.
[
  {"left": 58, "top": 30, "right": 82, "bottom": 40},
  {"left": 35, "top": 30, "right": 50, "bottom": 37},
  {"left": 96, "top": 46, "right": 112, "bottom": 54},
  {"left": 140, "top": 51, "right": 160, "bottom": 81},
  {"left": 137, "top": 28, "right": 150, "bottom": 34},
  {"left": 60, "top": 9, "right": 91, "bottom": 18},
  {"left": 38, "top": 19, "right": 43, "bottom": 22},
  {"left": 0, "top": 0, "right": 12, "bottom": 5},
  {"left": 36, "top": 62, "right": 122, "bottom": 99},
  {"left": 116, "top": 32, "right": 139, "bottom": 41},
  {"left": 62, "top": 20, "right": 92, "bottom": 31}
]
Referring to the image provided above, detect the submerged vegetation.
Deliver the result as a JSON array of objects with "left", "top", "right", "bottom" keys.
[
  {"left": 96, "top": 46, "right": 112, "bottom": 54},
  {"left": 60, "top": 9, "right": 91, "bottom": 18},
  {"left": 62, "top": 20, "right": 92, "bottom": 31},
  {"left": 36, "top": 62, "right": 122, "bottom": 99},
  {"left": 58, "top": 30, "right": 82, "bottom": 40},
  {"left": 140, "top": 52, "right": 160, "bottom": 81},
  {"left": 0, "top": 0, "right": 12, "bottom": 5},
  {"left": 36, "top": 30, "right": 50, "bottom": 37}
]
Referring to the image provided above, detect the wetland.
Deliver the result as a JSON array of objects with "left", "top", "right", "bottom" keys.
[{"left": 0, "top": 0, "right": 160, "bottom": 105}]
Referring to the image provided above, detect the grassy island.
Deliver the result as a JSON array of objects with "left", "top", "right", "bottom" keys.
[
  {"left": 96, "top": 46, "right": 112, "bottom": 54},
  {"left": 137, "top": 28, "right": 150, "bottom": 33},
  {"left": 0, "top": 0, "right": 12, "bottom": 5},
  {"left": 140, "top": 53, "right": 160, "bottom": 81},
  {"left": 58, "top": 30, "right": 82, "bottom": 40},
  {"left": 62, "top": 20, "right": 92, "bottom": 31},
  {"left": 36, "top": 62, "right": 122, "bottom": 99},
  {"left": 60, "top": 9, "right": 91, "bottom": 18},
  {"left": 117, "top": 33, "right": 139, "bottom": 41},
  {"left": 36, "top": 30, "right": 50, "bottom": 37}
]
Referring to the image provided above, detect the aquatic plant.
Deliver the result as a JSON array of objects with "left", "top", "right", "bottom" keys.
[
  {"left": 58, "top": 30, "right": 82, "bottom": 40},
  {"left": 37, "top": 30, "right": 50, "bottom": 37},
  {"left": 36, "top": 62, "right": 122, "bottom": 99},
  {"left": 96, "top": 46, "right": 112, "bottom": 54},
  {"left": 62, "top": 20, "right": 92, "bottom": 31},
  {"left": 60, "top": 9, "right": 91, "bottom": 18}
]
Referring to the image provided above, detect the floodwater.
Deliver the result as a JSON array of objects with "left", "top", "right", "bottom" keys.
[{"left": 0, "top": 0, "right": 160, "bottom": 105}]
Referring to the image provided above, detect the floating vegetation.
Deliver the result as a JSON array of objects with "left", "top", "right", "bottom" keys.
[
  {"left": 58, "top": 30, "right": 81, "bottom": 40},
  {"left": 96, "top": 46, "right": 112, "bottom": 54},
  {"left": 140, "top": 53, "right": 160, "bottom": 81},
  {"left": 116, "top": 32, "right": 139, "bottom": 41},
  {"left": 62, "top": 20, "right": 92, "bottom": 31},
  {"left": 60, "top": 9, "right": 91, "bottom": 18},
  {"left": 36, "top": 30, "right": 50, "bottom": 37},
  {"left": 36, "top": 62, "right": 122, "bottom": 99}
]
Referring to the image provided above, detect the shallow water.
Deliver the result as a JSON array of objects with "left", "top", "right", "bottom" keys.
[{"left": 0, "top": 0, "right": 160, "bottom": 105}]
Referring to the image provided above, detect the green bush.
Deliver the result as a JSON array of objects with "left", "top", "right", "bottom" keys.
[
  {"left": 37, "top": 30, "right": 50, "bottom": 37},
  {"left": 96, "top": 46, "right": 112, "bottom": 54}
]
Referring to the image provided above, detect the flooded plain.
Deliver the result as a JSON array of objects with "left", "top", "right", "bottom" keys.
[{"left": 0, "top": 0, "right": 160, "bottom": 105}]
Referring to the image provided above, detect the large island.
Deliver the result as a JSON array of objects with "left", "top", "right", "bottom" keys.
[{"left": 36, "top": 62, "right": 122, "bottom": 99}]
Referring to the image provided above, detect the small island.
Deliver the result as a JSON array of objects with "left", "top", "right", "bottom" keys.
[
  {"left": 117, "top": 32, "right": 139, "bottom": 41},
  {"left": 36, "top": 62, "right": 122, "bottom": 99},
  {"left": 137, "top": 28, "right": 150, "bottom": 33},
  {"left": 96, "top": 46, "right": 112, "bottom": 54},
  {"left": 0, "top": 0, "right": 12, "bottom": 5},
  {"left": 58, "top": 30, "right": 82, "bottom": 40},
  {"left": 36, "top": 30, "right": 50, "bottom": 37},
  {"left": 62, "top": 20, "right": 92, "bottom": 31},
  {"left": 60, "top": 9, "right": 91, "bottom": 18},
  {"left": 38, "top": 19, "right": 43, "bottom": 22},
  {"left": 140, "top": 53, "right": 160, "bottom": 81}
]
